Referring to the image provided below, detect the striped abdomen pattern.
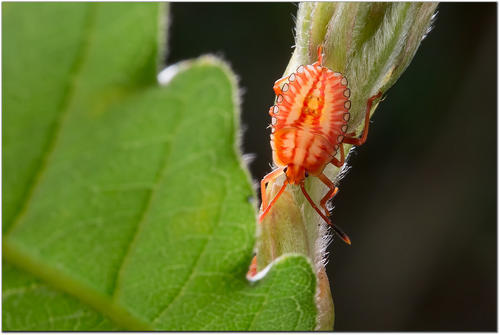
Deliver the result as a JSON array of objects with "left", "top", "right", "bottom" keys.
[{"left": 269, "top": 63, "right": 351, "bottom": 179}]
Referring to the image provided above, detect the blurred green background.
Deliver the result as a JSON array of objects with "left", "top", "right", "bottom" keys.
[{"left": 167, "top": 3, "right": 496, "bottom": 331}]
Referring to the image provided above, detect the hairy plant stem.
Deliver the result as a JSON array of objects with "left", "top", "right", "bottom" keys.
[{"left": 255, "top": 2, "right": 438, "bottom": 330}]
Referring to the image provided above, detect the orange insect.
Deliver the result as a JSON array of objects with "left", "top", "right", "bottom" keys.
[{"left": 259, "top": 46, "right": 382, "bottom": 245}]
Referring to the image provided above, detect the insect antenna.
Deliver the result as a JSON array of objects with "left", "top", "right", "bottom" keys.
[
  {"left": 300, "top": 183, "right": 351, "bottom": 245},
  {"left": 259, "top": 180, "right": 289, "bottom": 222},
  {"left": 317, "top": 45, "right": 324, "bottom": 65}
]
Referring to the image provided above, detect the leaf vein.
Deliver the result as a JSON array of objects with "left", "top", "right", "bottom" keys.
[
  {"left": 246, "top": 266, "right": 279, "bottom": 330},
  {"left": 5, "top": 4, "right": 98, "bottom": 235},
  {"left": 110, "top": 108, "right": 185, "bottom": 300},
  {"left": 151, "top": 176, "right": 228, "bottom": 325}
]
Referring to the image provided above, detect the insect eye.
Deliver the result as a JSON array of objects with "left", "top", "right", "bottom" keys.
[
  {"left": 283, "top": 167, "right": 288, "bottom": 173},
  {"left": 305, "top": 171, "right": 309, "bottom": 177}
]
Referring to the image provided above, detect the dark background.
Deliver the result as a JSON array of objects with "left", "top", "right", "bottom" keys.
[{"left": 167, "top": 3, "right": 496, "bottom": 331}]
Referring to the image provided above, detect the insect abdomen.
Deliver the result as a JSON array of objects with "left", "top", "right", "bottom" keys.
[{"left": 272, "top": 127, "right": 335, "bottom": 176}]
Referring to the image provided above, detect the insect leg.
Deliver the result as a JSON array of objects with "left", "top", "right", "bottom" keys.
[
  {"left": 272, "top": 76, "right": 289, "bottom": 96},
  {"left": 318, "top": 173, "right": 339, "bottom": 215},
  {"left": 330, "top": 144, "right": 345, "bottom": 168},
  {"left": 268, "top": 106, "right": 274, "bottom": 116},
  {"left": 246, "top": 255, "right": 258, "bottom": 279},
  {"left": 299, "top": 182, "right": 334, "bottom": 229},
  {"left": 318, "top": 173, "right": 351, "bottom": 245},
  {"left": 344, "top": 91, "right": 383, "bottom": 146},
  {"left": 259, "top": 180, "right": 288, "bottom": 223},
  {"left": 260, "top": 168, "right": 284, "bottom": 211}
]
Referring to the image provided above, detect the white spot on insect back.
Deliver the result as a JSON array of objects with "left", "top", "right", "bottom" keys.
[
  {"left": 343, "top": 113, "right": 350, "bottom": 121},
  {"left": 297, "top": 65, "right": 305, "bottom": 73},
  {"left": 289, "top": 73, "right": 296, "bottom": 82},
  {"left": 271, "top": 117, "right": 277, "bottom": 125},
  {"left": 343, "top": 88, "right": 351, "bottom": 98},
  {"left": 341, "top": 124, "right": 348, "bottom": 133},
  {"left": 282, "top": 83, "right": 289, "bottom": 92},
  {"left": 341, "top": 77, "right": 348, "bottom": 86},
  {"left": 277, "top": 94, "right": 283, "bottom": 103},
  {"left": 273, "top": 105, "right": 279, "bottom": 114},
  {"left": 344, "top": 101, "right": 351, "bottom": 109}
]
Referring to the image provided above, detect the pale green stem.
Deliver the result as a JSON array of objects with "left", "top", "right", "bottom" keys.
[{"left": 256, "top": 2, "right": 438, "bottom": 331}]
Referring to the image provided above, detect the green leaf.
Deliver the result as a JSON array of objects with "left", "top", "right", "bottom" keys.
[
  {"left": 3, "top": 261, "right": 120, "bottom": 330},
  {"left": 2, "top": 3, "right": 317, "bottom": 331}
]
